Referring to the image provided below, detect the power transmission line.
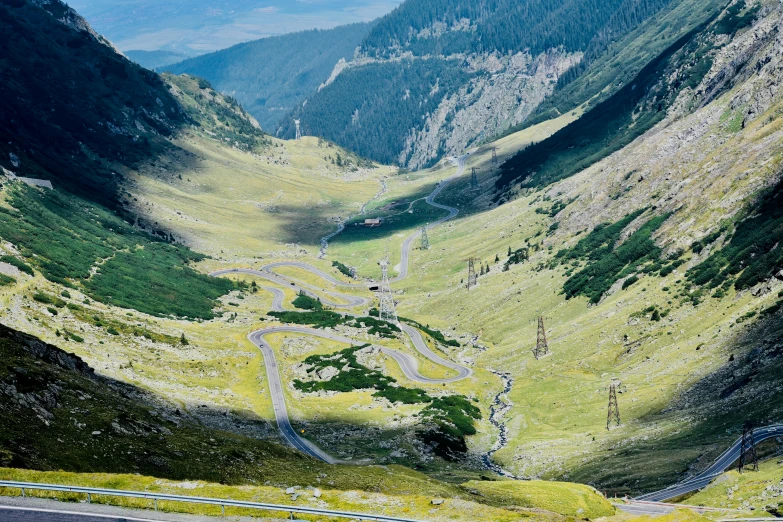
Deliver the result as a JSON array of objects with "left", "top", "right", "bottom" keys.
[
  {"left": 420, "top": 227, "right": 429, "bottom": 250},
  {"left": 466, "top": 258, "right": 478, "bottom": 289},
  {"left": 607, "top": 383, "right": 621, "bottom": 430},
  {"left": 294, "top": 119, "right": 302, "bottom": 141},
  {"left": 739, "top": 423, "right": 759, "bottom": 472},
  {"left": 533, "top": 317, "right": 550, "bottom": 359},
  {"left": 378, "top": 258, "right": 398, "bottom": 324}
]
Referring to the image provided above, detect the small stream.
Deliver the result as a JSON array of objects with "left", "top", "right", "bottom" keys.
[{"left": 482, "top": 370, "right": 523, "bottom": 479}]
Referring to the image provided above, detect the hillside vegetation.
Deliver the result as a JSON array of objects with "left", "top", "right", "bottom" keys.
[
  {"left": 163, "top": 24, "right": 371, "bottom": 130},
  {"left": 3, "top": 0, "right": 783, "bottom": 517},
  {"left": 280, "top": 0, "right": 675, "bottom": 169},
  {"left": 362, "top": 0, "right": 673, "bottom": 59},
  {"left": 496, "top": 0, "right": 758, "bottom": 191},
  {"left": 324, "top": 0, "right": 783, "bottom": 494},
  {"left": 0, "top": 0, "right": 186, "bottom": 207}
]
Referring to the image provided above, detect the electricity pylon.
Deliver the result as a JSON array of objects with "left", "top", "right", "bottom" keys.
[
  {"left": 491, "top": 147, "right": 498, "bottom": 165},
  {"left": 378, "top": 258, "right": 398, "bottom": 324},
  {"left": 420, "top": 227, "right": 429, "bottom": 250},
  {"left": 470, "top": 167, "right": 479, "bottom": 191},
  {"left": 533, "top": 317, "right": 550, "bottom": 359},
  {"left": 739, "top": 423, "right": 759, "bottom": 472},
  {"left": 466, "top": 258, "right": 478, "bottom": 289},
  {"left": 294, "top": 119, "right": 302, "bottom": 141},
  {"left": 606, "top": 383, "right": 621, "bottom": 430}
]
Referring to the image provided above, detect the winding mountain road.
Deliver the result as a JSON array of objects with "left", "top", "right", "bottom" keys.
[
  {"left": 212, "top": 155, "right": 472, "bottom": 462},
  {"left": 634, "top": 424, "right": 783, "bottom": 502}
]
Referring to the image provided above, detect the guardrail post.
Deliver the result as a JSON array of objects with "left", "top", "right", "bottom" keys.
[
  {"left": 87, "top": 493, "right": 91, "bottom": 504},
  {"left": 154, "top": 498, "right": 158, "bottom": 511},
  {"left": 221, "top": 504, "right": 225, "bottom": 515},
  {"left": 21, "top": 488, "right": 25, "bottom": 498}
]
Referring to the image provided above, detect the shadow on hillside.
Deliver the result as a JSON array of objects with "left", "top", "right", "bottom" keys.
[
  {"left": 566, "top": 312, "right": 783, "bottom": 495},
  {"left": 1, "top": 322, "right": 481, "bottom": 491}
]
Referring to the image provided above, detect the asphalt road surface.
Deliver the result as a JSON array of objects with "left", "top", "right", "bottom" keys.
[
  {"left": 0, "top": 505, "right": 163, "bottom": 522},
  {"left": 261, "top": 154, "right": 467, "bottom": 284},
  {"left": 635, "top": 424, "right": 783, "bottom": 501},
  {"left": 213, "top": 156, "right": 474, "bottom": 462}
]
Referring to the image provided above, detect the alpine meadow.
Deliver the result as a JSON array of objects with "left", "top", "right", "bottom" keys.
[{"left": 0, "top": 0, "right": 782, "bottom": 521}]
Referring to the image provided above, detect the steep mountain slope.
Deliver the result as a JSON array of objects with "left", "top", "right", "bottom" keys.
[
  {"left": 281, "top": 0, "right": 676, "bottom": 168},
  {"left": 495, "top": 0, "right": 759, "bottom": 193},
  {"left": 5, "top": 321, "right": 611, "bottom": 522},
  {"left": 0, "top": 0, "right": 188, "bottom": 206},
  {"left": 320, "top": 0, "right": 783, "bottom": 494},
  {"left": 163, "top": 24, "right": 372, "bottom": 130},
  {"left": 3, "top": 0, "right": 782, "bottom": 514}
]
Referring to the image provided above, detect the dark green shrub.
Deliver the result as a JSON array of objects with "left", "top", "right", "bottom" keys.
[
  {"left": 560, "top": 212, "right": 670, "bottom": 303},
  {"left": 687, "top": 180, "right": 783, "bottom": 292},
  {"left": 292, "top": 292, "right": 323, "bottom": 311},
  {"left": 399, "top": 317, "right": 459, "bottom": 347},
  {"left": 622, "top": 275, "right": 640, "bottom": 289},
  {"left": 267, "top": 310, "right": 346, "bottom": 328},
  {"left": 331, "top": 261, "right": 354, "bottom": 278},
  {"left": 0, "top": 255, "right": 33, "bottom": 276}
]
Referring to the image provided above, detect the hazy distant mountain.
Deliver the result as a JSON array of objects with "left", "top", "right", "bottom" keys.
[
  {"left": 68, "top": 0, "right": 400, "bottom": 54},
  {"left": 163, "top": 23, "right": 372, "bottom": 130},
  {"left": 125, "top": 49, "right": 192, "bottom": 70}
]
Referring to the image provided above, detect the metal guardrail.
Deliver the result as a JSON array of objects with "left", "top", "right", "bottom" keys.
[{"left": 0, "top": 480, "right": 426, "bottom": 522}]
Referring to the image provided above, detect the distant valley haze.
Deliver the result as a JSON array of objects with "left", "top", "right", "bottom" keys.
[{"left": 70, "top": 0, "right": 402, "bottom": 54}]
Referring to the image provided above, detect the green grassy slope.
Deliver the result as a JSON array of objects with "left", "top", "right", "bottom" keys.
[
  {"left": 686, "top": 456, "right": 783, "bottom": 514},
  {"left": 319, "top": 0, "right": 783, "bottom": 494},
  {"left": 495, "top": 0, "right": 758, "bottom": 191},
  {"left": 0, "top": 322, "right": 615, "bottom": 520}
]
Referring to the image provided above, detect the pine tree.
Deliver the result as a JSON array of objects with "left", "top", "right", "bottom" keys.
[
  {"left": 495, "top": 254, "right": 500, "bottom": 263},
  {"left": 508, "top": 246, "right": 512, "bottom": 256},
  {"left": 180, "top": 333, "right": 189, "bottom": 345}
]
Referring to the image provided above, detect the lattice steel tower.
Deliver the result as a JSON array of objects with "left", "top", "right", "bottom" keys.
[
  {"left": 606, "top": 383, "right": 621, "bottom": 430},
  {"left": 466, "top": 258, "right": 478, "bottom": 289},
  {"left": 420, "top": 227, "right": 429, "bottom": 250},
  {"left": 294, "top": 119, "right": 302, "bottom": 141},
  {"left": 533, "top": 317, "right": 550, "bottom": 359},
  {"left": 739, "top": 423, "right": 759, "bottom": 472},
  {"left": 491, "top": 147, "right": 498, "bottom": 165},
  {"left": 470, "top": 167, "right": 479, "bottom": 191},
  {"left": 378, "top": 258, "right": 398, "bottom": 324}
]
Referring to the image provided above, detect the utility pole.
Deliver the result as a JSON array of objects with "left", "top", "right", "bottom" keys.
[
  {"left": 466, "top": 258, "right": 478, "bottom": 289},
  {"left": 533, "top": 317, "right": 550, "bottom": 359},
  {"left": 420, "top": 227, "right": 429, "bottom": 250},
  {"left": 739, "top": 423, "right": 759, "bottom": 472},
  {"left": 491, "top": 147, "right": 498, "bottom": 165},
  {"left": 606, "top": 383, "right": 621, "bottom": 430},
  {"left": 470, "top": 167, "right": 479, "bottom": 191},
  {"left": 294, "top": 119, "right": 302, "bottom": 141},
  {"left": 378, "top": 258, "right": 398, "bottom": 324}
]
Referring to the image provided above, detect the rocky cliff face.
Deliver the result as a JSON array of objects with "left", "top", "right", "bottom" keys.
[{"left": 399, "top": 50, "right": 581, "bottom": 169}]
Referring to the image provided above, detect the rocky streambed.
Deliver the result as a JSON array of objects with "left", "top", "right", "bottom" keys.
[{"left": 482, "top": 370, "right": 522, "bottom": 479}]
